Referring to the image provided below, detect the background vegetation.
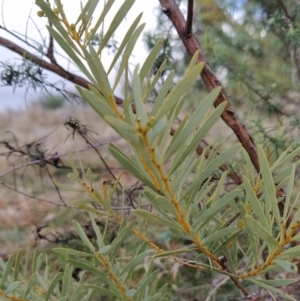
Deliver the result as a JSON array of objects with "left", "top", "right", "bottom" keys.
[{"left": 1, "top": 0, "right": 300, "bottom": 300}]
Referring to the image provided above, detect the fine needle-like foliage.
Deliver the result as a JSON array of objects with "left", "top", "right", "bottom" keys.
[{"left": 1, "top": 1, "right": 300, "bottom": 300}]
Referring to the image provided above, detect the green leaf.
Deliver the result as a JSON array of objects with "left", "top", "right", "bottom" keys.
[
  {"left": 82, "top": 45, "right": 112, "bottom": 101},
  {"left": 248, "top": 278, "right": 296, "bottom": 301},
  {"left": 76, "top": 86, "right": 116, "bottom": 119},
  {"left": 89, "top": 212, "right": 104, "bottom": 249},
  {"left": 86, "top": 0, "right": 115, "bottom": 44},
  {"left": 157, "top": 94, "right": 188, "bottom": 154},
  {"left": 239, "top": 203, "right": 259, "bottom": 266},
  {"left": 152, "top": 63, "right": 205, "bottom": 125},
  {"left": 133, "top": 66, "right": 148, "bottom": 126},
  {"left": 69, "top": 285, "right": 87, "bottom": 301},
  {"left": 61, "top": 264, "right": 72, "bottom": 297},
  {"left": 154, "top": 248, "right": 197, "bottom": 258},
  {"left": 37, "top": 269, "right": 47, "bottom": 290},
  {"left": 67, "top": 259, "right": 109, "bottom": 283},
  {"left": 259, "top": 278, "right": 296, "bottom": 287},
  {"left": 104, "top": 116, "right": 138, "bottom": 144},
  {"left": 165, "top": 87, "right": 221, "bottom": 162},
  {"left": 45, "top": 272, "right": 62, "bottom": 301},
  {"left": 47, "top": 27, "right": 94, "bottom": 83},
  {"left": 241, "top": 148, "right": 256, "bottom": 185},
  {"left": 144, "top": 295, "right": 162, "bottom": 301},
  {"left": 108, "top": 143, "right": 158, "bottom": 191},
  {"left": 134, "top": 209, "right": 183, "bottom": 231},
  {"left": 53, "top": 180, "right": 84, "bottom": 192},
  {"left": 23, "top": 273, "right": 37, "bottom": 299},
  {"left": 140, "top": 38, "right": 164, "bottom": 80},
  {"left": 84, "top": 285, "right": 122, "bottom": 298},
  {"left": 244, "top": 214, "right": 279, "bottom": 247},
  {"left": 13, "top": 249, "right": 22, "bottom": 281},
  {"left": 68, "top": 150, "right": 79, "bottom": 177},
  {"left": 127, "top": 288, "right": 136, "bottom": 297},
  {"left": 71, "top": 199, "right": 91, "bottom": 206},
  {"left": 192, "top": 189, "right": 241, "bottom": 232},
  {"left": 287, "top": 191, "right": 300, "bottom": 232},
  {"left": 73, "top": 220, "right": 95, "bottom": 252},
  {"left": 109, "top": 220, "right": 136, "bottom": 259},
  {"left": 107, "top": 13, "right": 143, "bottom": 75},
  {"left": 36, "top": 0, "right": 79, "bottom": 52},
  {"left": 78, "top": 205, "right": 108, "bottom": 217},
  {"left": 280, "top": 245, "right": 300, "bottom": 257},
  {"left": 4, "top": 281, "right": 21, "bottom": 294},
  {"left": 113, "top": 24, "right": 145, "bottom": 91},
  {"left": 204, "top": 226, "right": 236, "bottom": 246},
  {"left": 151, "top": 70, "right": 175, "bottom": 116},
  {"left": 185, "top": 50, "right": 200, "bottom": 73},
  {"left": 151, "top": 116, "right": 167, "bottom": 138},
  {"left": 181, "top": 144, "right": 240, "bottom": 202},
  {"left": 75, "top": 0, "right": 99, "bottom": 35},
  {"left": 170, "top": 101, "right": 226, "bottom": 174},
  {"left": 1, "top": 253, "right": 16, "bottom": 286},
  {"left": 258, "top": 145, "right": 281, "bottom": 227},
  {"left": 214, "top": 229, "right": 243, "bottom": 254},
  {"left": 119, "top": 252, "right": 148, "bottom": 277},
  {"left": 274, "top": 260, "right": 298, "bottom": 273},
  {"left": 96, "top": 0, "right": 135, "bottom": 54},
  {"left": 144, "top": 189, "right": 177, "bottom": 216},
  {"left": 0, "top": 257, "right": 5, "bottom": 270},
  {"left": 243, "top": 176, "right": 268, "bottom": 230},
  {"left": 172, "top": 153, "right": 196, "bottom": 198},
  {"left": 134, "top": 270, "right": 160, "bottom": 297},
  {"left": 283, "top": 164, "right": 295, "bottom": 223},
  {"left": 272, "top": 146, "right": 300, "bottom": 171},
  {"left": 53, "top": 248, "right": 94, "bottom": 257}
]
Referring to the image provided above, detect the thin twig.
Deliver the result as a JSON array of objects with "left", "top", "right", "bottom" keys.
[
  {"left": 45, "top": 164, "right": 66, "bottom": 206},
  {"left": 185, "top": 0, "right": 193, "bottom": 37},
  {"left": 0, "top": 180, "right": 69, "bottom": 207},
  {"left": 0, "top": 139, "right": 121, "bottom": 178},
  {"left": 204, "top": 276, "right": 230, "bottom": 301},
  {"left": 79, "top": 132, "right": 117, "bottom": 182}
]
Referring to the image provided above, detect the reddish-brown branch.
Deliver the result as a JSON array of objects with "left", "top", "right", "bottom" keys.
[
  {"left": 159, "top": 0, "right": 260, "bottom": 173},
  {"left": 185, "top": 0, "right": 193, "bottom": 37}
]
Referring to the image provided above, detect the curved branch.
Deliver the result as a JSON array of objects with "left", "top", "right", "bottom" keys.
[
  {"left": 0, "top": 36, "right": 124, "bottom": 105},
  {"left": 159, "top": 0, "right": 260, "bottom": 172}
]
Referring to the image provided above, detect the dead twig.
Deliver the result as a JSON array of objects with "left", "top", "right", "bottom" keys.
[{"left": 0, "top": 180, "right": 69, "bottom": 207}]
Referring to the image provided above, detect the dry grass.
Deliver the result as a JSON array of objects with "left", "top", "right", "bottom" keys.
[{"left": 0, "top": 101, "right": 130, "bottom": 254}]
